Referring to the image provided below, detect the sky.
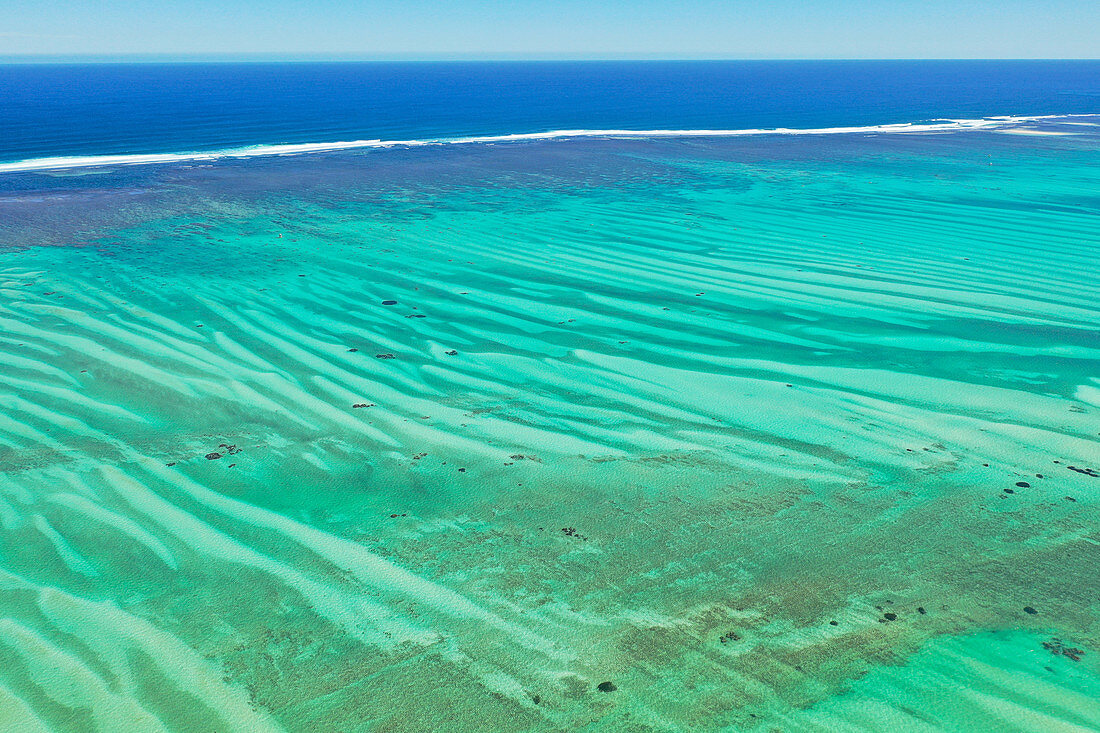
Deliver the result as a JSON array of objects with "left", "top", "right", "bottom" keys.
[{"left": 1, "top": 0, "right": 1098, "bottom": 60}]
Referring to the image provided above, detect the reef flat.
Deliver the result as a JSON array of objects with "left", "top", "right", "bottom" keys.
[{"left": 0, "top": 128, "right": 1098, "bottom": 731}]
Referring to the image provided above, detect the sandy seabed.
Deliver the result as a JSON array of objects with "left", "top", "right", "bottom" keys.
[{"left": 0, "top": 127, "right": 1098, "bottom": 731}]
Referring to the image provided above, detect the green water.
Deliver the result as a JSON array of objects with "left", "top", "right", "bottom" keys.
[{"left": 0, "top": 132, "right": 1098, "bottom": 731}]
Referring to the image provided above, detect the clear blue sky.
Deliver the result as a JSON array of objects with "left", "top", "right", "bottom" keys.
[{"left": 2, "top": 0, "right": 1097, "bottom": 59}]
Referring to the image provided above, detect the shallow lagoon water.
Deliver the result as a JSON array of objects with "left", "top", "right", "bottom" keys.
[{"left": 0, "top": 122, "right": 1099, "bottom": 731}]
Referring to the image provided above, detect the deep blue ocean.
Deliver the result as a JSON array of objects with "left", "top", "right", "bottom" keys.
[{"left": 1, "top": 60, "right": 1098, "bottom": 165}]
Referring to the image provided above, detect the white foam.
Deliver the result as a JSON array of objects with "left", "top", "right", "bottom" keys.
[{"left": 0, "top": 114, "right": 1093, "bottom": 173}]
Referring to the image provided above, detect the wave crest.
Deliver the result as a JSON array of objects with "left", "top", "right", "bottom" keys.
[{"left": 0, "top": 114, "right": 1093, "bottom": 173}]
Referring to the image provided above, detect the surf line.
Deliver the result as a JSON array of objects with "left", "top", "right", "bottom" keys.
[{"left": 0, "top": 114, "right": 1092, "bottom": 173}]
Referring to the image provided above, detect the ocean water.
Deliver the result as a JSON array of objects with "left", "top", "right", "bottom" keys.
[
  {"left": 3, "top": 60, "right": 1100, "bottom": 165},
  {"left": 0, "top": 62, "right": 1099, "bottom": 732}
]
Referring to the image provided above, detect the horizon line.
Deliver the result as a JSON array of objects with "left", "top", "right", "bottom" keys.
[{"left": 3, "top": 53, "right": 1100, "bottom": 65}]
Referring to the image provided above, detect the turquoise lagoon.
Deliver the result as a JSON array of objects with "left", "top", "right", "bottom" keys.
[{"left": 0, "top": 121, "right": 1099, "bottom": 731}]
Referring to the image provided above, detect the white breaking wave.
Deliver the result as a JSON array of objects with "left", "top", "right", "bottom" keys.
[{"left": 0, "top": 114, "right": 1093, "bottom": 173}]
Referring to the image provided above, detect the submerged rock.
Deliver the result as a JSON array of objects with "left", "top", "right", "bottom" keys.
[
  {"left": 597, "top": 681, "right": 617, "bottom": 693},
  {"left": 1043, "top": 638, "right": 1084, "bottom": 662}
]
